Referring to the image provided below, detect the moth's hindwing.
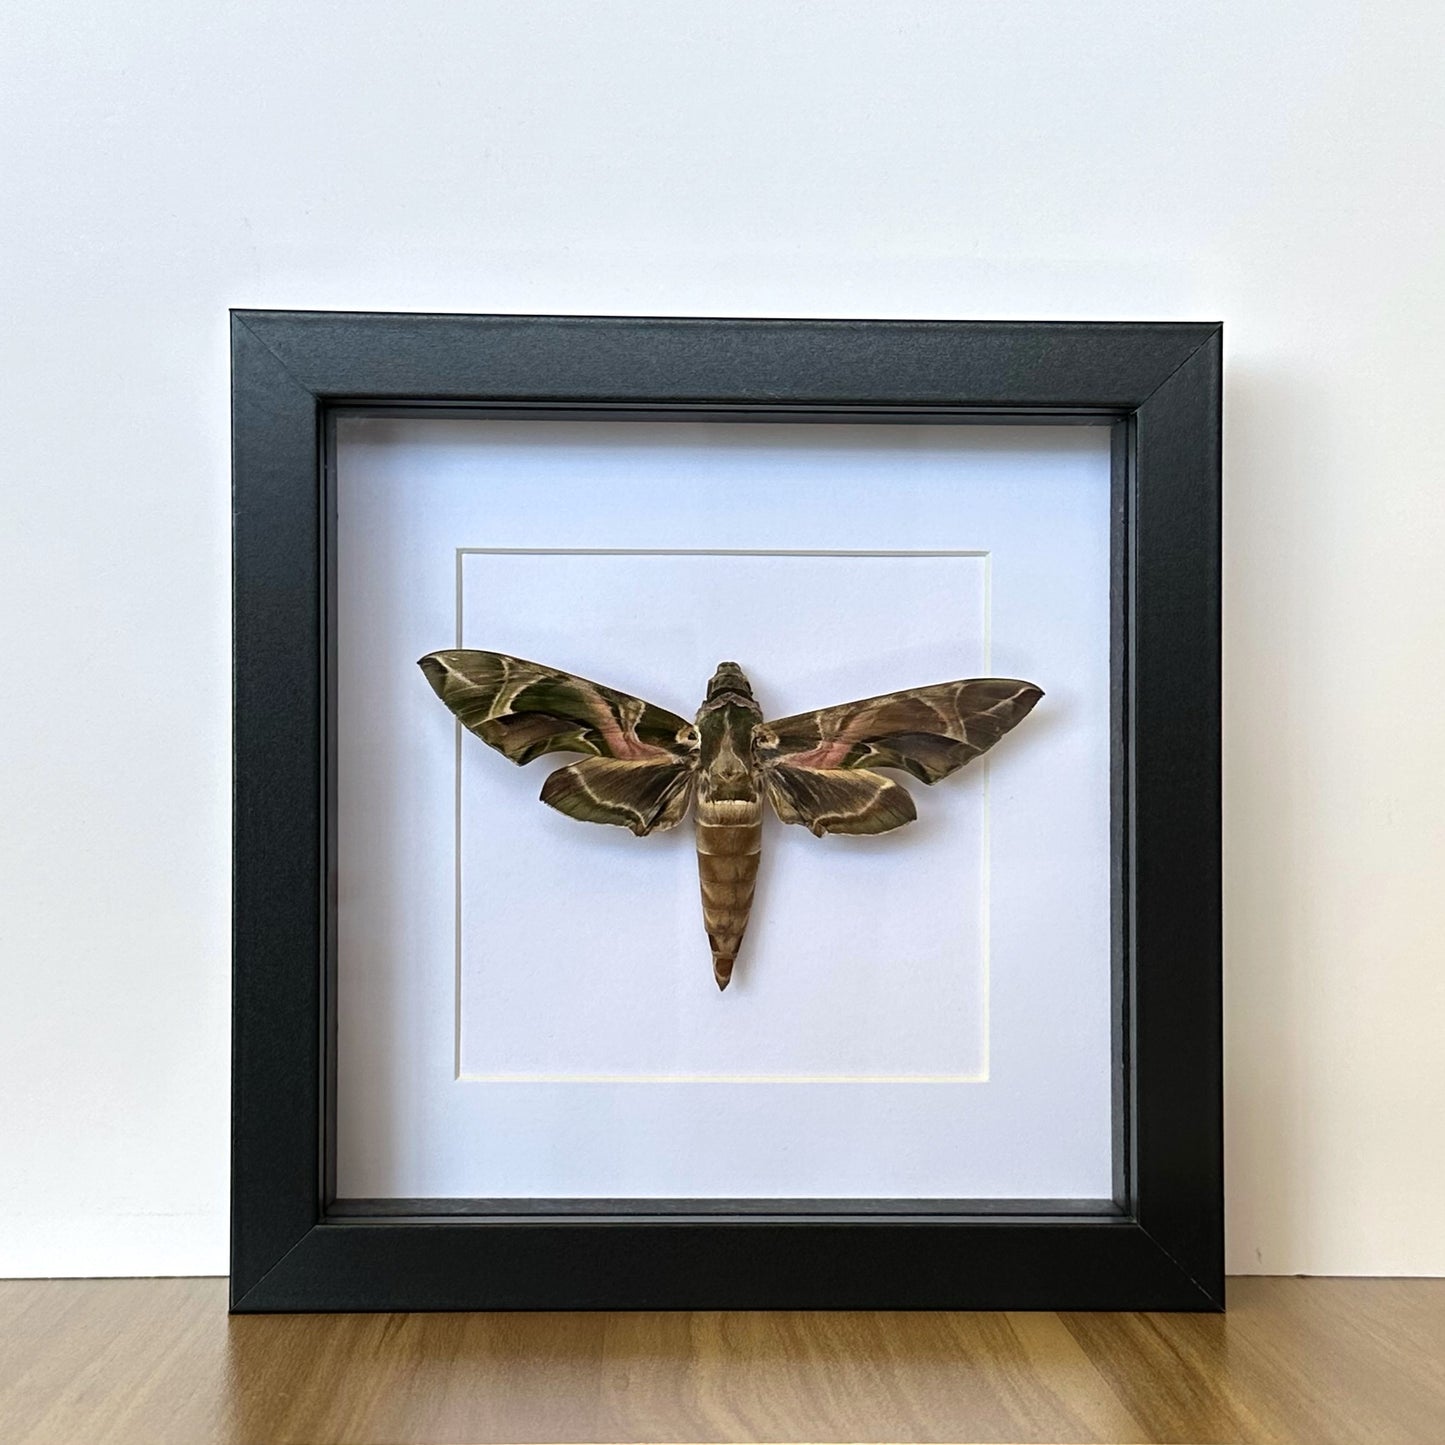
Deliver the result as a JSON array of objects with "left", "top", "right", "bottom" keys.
[
  {"left": 755, "top": 678, "right": 1042, "bottom": 836},
  {"left": 541, "top": 757, "right": 696, "bottom": 836},
  {"left": 418, "top": 650, "right": 698, "bottom": 765},
  {"left": 419, "top": 649, "right": 700, "bottom": 832},
  {"left": 764, "top": 764, "right": 915, "bottom": 837}
]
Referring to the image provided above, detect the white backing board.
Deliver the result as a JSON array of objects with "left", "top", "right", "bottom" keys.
[{"left": 336, "top": 419, "right": 1113, "bottom": 1199}]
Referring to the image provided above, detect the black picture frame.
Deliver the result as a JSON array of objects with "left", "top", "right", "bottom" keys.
[{"left": 232, "top": 312, "right": 1221, "bottom": 1312}]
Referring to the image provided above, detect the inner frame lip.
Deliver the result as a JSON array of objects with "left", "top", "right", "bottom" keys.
[{"left": 320, "top": 397, "right": 1130, "bottom": 1230}]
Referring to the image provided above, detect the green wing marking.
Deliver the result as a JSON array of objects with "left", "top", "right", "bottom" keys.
[
  {"left": 418, "top": 650, "right": 698, "bottom": 764},
  {"left": 764, "top": 764, "right": 916, "bottom": 837},
  {"left": 540, "top": 756, "right": 695, "bottom": 836},
  {"left": 419, "top": 650, "right": 699, "bottom": 833},
  {"left": 755, "top": 678, "right": 1042, "bottom": 836}
]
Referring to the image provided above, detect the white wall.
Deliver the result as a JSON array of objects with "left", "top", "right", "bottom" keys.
[{"left": 2, "top": 0, "right": 1441, "bottom": 1277}]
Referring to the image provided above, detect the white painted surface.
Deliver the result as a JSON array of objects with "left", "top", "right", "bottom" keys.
[
  {"left": 2, "top": 1, "right": 1442, "bottom": 1273},
  {"left": 335, "top": 420, "right": 1111, "bottom": 1199}
]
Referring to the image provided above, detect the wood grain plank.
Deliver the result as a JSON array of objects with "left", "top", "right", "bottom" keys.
[
  {"left": 1064, "top": 1277, "right": 1445, "bottom": 1444},
  {"left": 2, "top": 1277, "right": 1443, "bottom": 1444}
]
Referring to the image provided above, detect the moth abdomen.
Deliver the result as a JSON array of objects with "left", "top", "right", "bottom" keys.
[{"left": 695, "top": 806, "right": 762, "bottom": 991}]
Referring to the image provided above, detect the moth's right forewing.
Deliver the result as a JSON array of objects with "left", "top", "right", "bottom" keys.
[
  {"left": 754, "top": 676, "right": 1042, "bottom": 834},
  {"left": 758, "top": 679, "right": 1043, "bottom": 784}
]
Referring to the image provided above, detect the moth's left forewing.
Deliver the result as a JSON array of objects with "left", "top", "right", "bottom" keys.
[
  {"left": 418, "top": 649, "right": 698, "bottom": 765},
  {"left": 420, "top": 648, "right": 700, "bottom": 834},
  {"left": 755, "top": 677, "right": 1042, "bottom": 834}
]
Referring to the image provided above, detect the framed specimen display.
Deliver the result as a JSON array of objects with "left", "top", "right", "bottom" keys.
[{"left": 231, "top": 312, "right": 1221, "bottom": 1311}]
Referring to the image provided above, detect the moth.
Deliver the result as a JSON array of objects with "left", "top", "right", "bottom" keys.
[{"left": 419, "top": 651, "right": 1042, "bottom": 990}]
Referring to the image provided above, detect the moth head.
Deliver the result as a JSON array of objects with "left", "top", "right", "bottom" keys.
[{"left": 706, "top": 661, "right": 753, "bottom": 701}]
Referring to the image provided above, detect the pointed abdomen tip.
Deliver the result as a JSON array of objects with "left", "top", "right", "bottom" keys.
[{"left": 713, "top": 955, "right": 735, "bottom": 990}]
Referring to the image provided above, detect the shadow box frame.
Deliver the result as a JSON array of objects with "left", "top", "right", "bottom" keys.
[{"left": 231, "top": 310, "right": 1222, "bottom": 1313}]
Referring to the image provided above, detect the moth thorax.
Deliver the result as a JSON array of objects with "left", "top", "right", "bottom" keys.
[{"left": 706, "top": 661, "right": 754, "bottom": 701}]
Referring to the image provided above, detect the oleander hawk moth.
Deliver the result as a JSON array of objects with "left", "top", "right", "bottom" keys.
[{"left": 419, "top": 651, "right": 1043, "bottom": 990}]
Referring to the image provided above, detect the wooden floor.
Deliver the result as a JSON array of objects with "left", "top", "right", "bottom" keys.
[{"left": 1, "top": 1278, "right": 1443, "bottom": 1444}]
